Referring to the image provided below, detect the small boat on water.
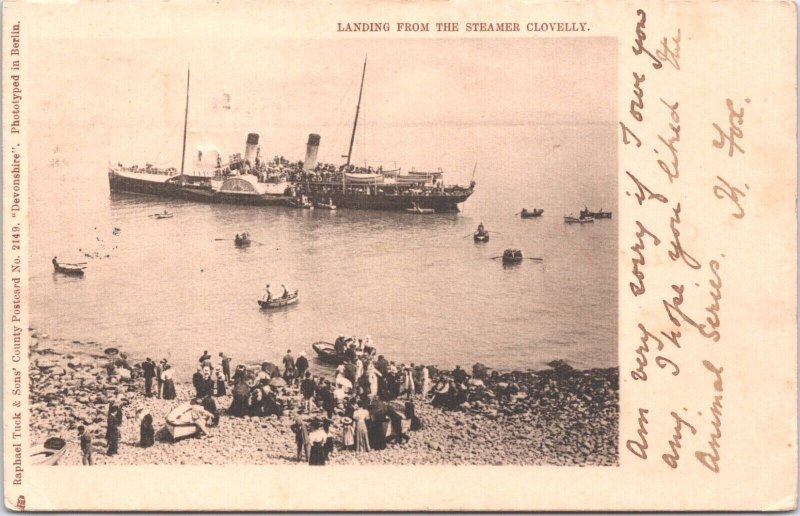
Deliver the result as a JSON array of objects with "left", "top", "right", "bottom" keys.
[
  {"left": 502, "top": 248, "right": 523, "bottom": 264},
  {"left": 521, "top": 208, "right": 544, "bottom": 218},
  {"left": 165, "top": 403, "right": 208, "bottom": 441},
  {"left": 311, "top": 341, "right": 345, "bottom": 364},
  {"left": 153, "top": 211, "right": 174, "bottom": 219},
  {"left": 291, "top": 198, "right": 314, "bottom": 209},
  {"left": 234, "top": 233, "right": 251, "bottom": 247},
  {"left": 564, "top": 215, "right": 594, "bottom": 224},
  {"left": 474, "top": 231, "right": 490, "bottom": 242},
  {"left": 406, "top": 202, "right": 435, "bottom": 214},
  {"left": 580, "top": 207, "right": 612, "bottom": 219},
  {"left": 29, "top": 437, "right": 68, "bottom": 466},
  {"left": 314, "top": 200, "right": 337, "bottom": 210},
  {"left": 258, "top": 290, "right": 299, "bottom": 309},
  {"left": 52, "top": 257, "right": 86, "bottom": 277}
]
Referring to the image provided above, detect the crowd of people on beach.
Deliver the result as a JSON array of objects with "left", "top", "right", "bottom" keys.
[{"left": 82, "top": 337, "right": 483, "bottom": 466}]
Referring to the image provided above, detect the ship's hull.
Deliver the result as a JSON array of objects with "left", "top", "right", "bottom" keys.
[{"left": 109, "top": 171, "right": 473, "bottom": 212}]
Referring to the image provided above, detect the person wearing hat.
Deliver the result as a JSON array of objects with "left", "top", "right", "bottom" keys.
[
  {"left": 161, "top": 364, "right": 177, "bottom": 400},
  {"left": 341, "top": 414, "right": 355, "bottom": 450},
  {"left": 155, "top": 359, "right": 166, "bottom": 398},
  {"left": 141, "top": 358, "right": 156, "bottom": 397},
  {"left": 300, "top": 371, "right": 316, "bottom": 413},
  {"left": 105, "top": 403, "right": 122, "bottom": 456},
  {"left": 290, "top": 416, "right": 310, "bottom": 462},
  {"left": 295, "top": 351, "right": 309, "bottom": 384}
]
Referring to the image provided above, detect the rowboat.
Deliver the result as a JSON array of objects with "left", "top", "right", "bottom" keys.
[
  {"left": 165, "top": 403, "right": 208, "bottom": 441},
  {"left": 502, "top": 248, "right": 523, "bottom": 264},
  {"left": 564, "top": 216, "right": 594, "bottom": 224},
  {"left": 292, "top": 200, "right": 314, "bottom": 209},
  {"left": 29, "top": 437, "right": 68, "bottom": 466},
  {"left": 234, "top": 234, "right": 251, "bottom": 247},
  {"left": 406, "top": 203, "right": 435, "bottom": 214},
  {"left": 473, "top": 232, "right": 490, "bottom": 242},
  {"left": 52, "top": 259, "right": 86, "bottom": 277},
  {"left": 153, "top": 211, "right": 174, "bottom": 219},
  {"left": 521, "top": 208, "right": 544, "bottom": 218},
  {"left": 580, "top": 208, "right": 612, "bottom": 219},
  {"left": 257, "top": 290, "right": 299, "bottom": 309},
  {"left": 311, "top": 341, "right": 347, "bottom": 364},
  {"left": 315, "top": 201, "right": 337, "bottom": 210}
]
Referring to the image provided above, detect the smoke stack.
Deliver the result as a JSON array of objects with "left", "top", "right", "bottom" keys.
[
  {"left": 244, "top": 133, "right": 259, "bottom": 166},
  {"left": 303, "top": 133, "right": 321, "bottom": 171}
]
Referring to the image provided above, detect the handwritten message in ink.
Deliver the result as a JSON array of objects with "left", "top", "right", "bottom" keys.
[{"left": 621, "top": 9, "right": 751, "bottom": 474}]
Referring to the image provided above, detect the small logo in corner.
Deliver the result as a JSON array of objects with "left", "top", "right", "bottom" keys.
[{"left": 15, "top": 495, "right": 25, "bottom": 511}]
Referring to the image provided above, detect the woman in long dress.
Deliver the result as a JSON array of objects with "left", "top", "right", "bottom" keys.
[
  {"left": 140, "top": 414, "right": 155, "bottom": 448},
  {"left": 353, "top": 405, "right": 371, "bottom": 452},
  {"left": 308, "top": 424, "right": 327, "bottom": 465},
  {"left": 341, "top": 416, "right": 355, "bottom": 450},
  {"left": 420, "top": 365, "right": 431, "bottom": 400},
  {"left": 161, "top": 365, "right": 177, "bottom": 400}
]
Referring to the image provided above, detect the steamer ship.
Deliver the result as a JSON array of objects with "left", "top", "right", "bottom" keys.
[{"left": 108, "top": 60, "right": 475, "bottom": 212}]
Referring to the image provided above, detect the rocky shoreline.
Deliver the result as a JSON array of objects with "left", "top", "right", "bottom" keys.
[{"left": 28, "top": 329, "right": 619, "bottom": 466}]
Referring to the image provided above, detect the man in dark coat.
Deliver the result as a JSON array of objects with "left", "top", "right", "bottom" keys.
[
  {"left": 192, "top": 366, "right": 204, "bottom": 398},
  {"left": 453, "top": 365, "right": 468, "bottom": 384},
  {"left": 155, "top": 359, "right": 165, "bottom": 398},
  {"left": 300, "top": 372, "right": 316, "bottom": 413},
  {"left": 105, "top": 404, "right": 122, "bottom": 456},
  {"left": 320, "top": 381, "right": 335, "bottom": 419},
  {"left": 295, "top": 352, "right": 309, "bottom": 381},
  {"left": 141, "top": 358, "right": 156, "bottom": 397},
  {"left": 197, "top": 366, "right": 215, "bottom": 399},
  {"left": 375, "top": 355, "right": 390, "bottom": 376}
]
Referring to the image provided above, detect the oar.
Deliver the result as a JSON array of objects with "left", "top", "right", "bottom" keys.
[
  {"left": 527, "top": 257, "right": 543, "bottom": 261},
  {"left": 214, "top": 238, "right": 232, "bottom": 241},
  {"left": 490, "top": 256, "right": 503, "bottom": 260}
]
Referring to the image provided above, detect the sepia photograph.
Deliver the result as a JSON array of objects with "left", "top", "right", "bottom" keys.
[{"left": 26, "top": 36, "right": 618, "bottom": 467}]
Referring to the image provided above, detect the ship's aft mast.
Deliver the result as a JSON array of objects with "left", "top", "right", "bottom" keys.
[
  {"left": 344, "top": 56, "right": 367, "bottom": 167},
  {"left": 179, "top": 66, "right": 190, "bottom": 177}
]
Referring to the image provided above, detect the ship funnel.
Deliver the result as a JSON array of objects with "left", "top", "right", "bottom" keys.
[
  {"left": 303, "top": 133, "right": 321, "bottom": 171},
  {"left": 244, "top": 133, "right": 259, "bottom": 167}
]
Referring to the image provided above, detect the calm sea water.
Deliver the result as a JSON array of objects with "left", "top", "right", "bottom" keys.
[{"left": 29, "top": 124, "right": 617, "bottom": 379}]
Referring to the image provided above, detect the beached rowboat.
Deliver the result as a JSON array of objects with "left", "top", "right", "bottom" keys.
[
  {"left": 257, "top": 290, "right": 299, "bottom": 309},
  {"left": 165, "top": 403, "right": 208, "bottom": 441},
  {"left": 29, "top": 437, "right": 68, "bottom": 466},
  {"left": 311, "top": 341, "right": 347, "bottom": 364}
]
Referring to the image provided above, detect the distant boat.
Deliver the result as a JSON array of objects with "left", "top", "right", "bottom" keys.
[
  {"left": 521, "top": 208, "right": 544, "bottom": 218},
  {"left": 29, "top": 437, "right": 68, "bottom": 466},
  {"left": 291, "top": 199, "right": 314, "bottom": 209},
  {"left": 580, "top": 207, "right": 612, "bottom": 219},
  {"left": 406, "top": 202, "right": 435, "bottom": 214},
  {"left": 258, "top": 290, "right": 299, "bottom": 309},
  {"left": 52, "top": 257, "right": 86, "bottom": 277},
  {"left": 564, "top": 215, "right": 594, "bottom": 224},
  {"left": 152, "top": 211, "right": 174, "bottom": 219}
]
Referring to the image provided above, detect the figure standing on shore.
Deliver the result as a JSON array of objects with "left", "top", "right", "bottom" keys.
[
  {"left": 420, "top": 365, "right": 431, "bottom": 399},
  {"left": 156, "top": 359, "right": 165, "bottom": 398},
  {"left": 215, "top": 369, "right": 227, "bottom": 396},
  {"left": 300, "top": 372, "right": 316, "bottom": 413},
  {"left": 308, "top": 422, "right": 327, "bottom": 466},
  {"left": 291, "top": 416, "right": 309, "bottom": 462},
  {"left": 140, "top": 414, "right": 155, "bottom": 448},
  {"left": 162, "top": 364, "right": 177, "bottom": 400},
  {"left": 295, "top": 351, "right": 309, "bottom": 384},
  {"left": 78, "top": 425, "right": 93, "bottom": 465},
  {"left": 353, "top": 402, "right": 371, "bottom": 452},
  {"left": 105, "top": 404, "right": 122, "bottom": 456},
  {"left": 282, "top": 349, "right": 296, "bottom": 385},
  {"left": 141, "top": 358, "right": 156, "bottom": 397},
  {"left": 219, "top": 352, "right": 231, "bottom": 383}
]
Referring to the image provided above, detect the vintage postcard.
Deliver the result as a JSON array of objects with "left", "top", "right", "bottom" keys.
[{"left": 2, "top": 0, "right": 796, "bottom": 511}]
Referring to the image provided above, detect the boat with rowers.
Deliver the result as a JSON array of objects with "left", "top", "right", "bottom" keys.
[
  {"left": 520, "top": 208, "right": 544, "bottom": 218},
  {"left": 580, "top": 207, "right": 612, "bottom": 219},
  {"left": 258, "top": 290, "right": 299, "bottom": 309},
  {"left": 234, "top": 232, "right": 251, "bottom": 247},
  {"left": 473, "top": 222, "right": 489, "bottom": 242},
  {"left": 108, "top": 60, "right": 475, "bottom": 213},
  {"left": 502, "top": 248, "right": 523, "bottom": 264}
]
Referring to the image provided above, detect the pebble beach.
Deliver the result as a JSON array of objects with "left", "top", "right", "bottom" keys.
[{"left": 28, "top": 329, "right": 619, "bottom": 466}]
